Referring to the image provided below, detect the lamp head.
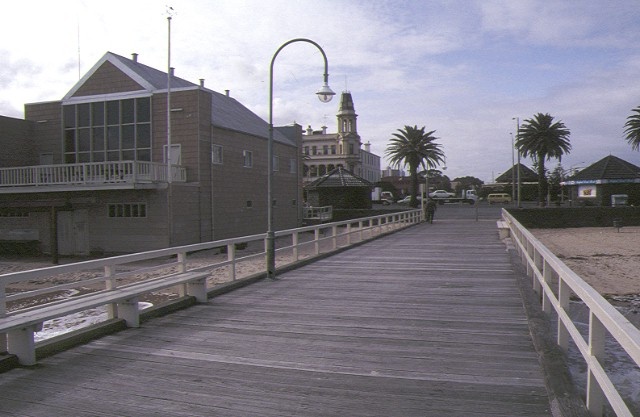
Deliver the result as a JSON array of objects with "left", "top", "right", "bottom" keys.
[{"left": 316, "top": 82, "right": 335, "bottom": 103}]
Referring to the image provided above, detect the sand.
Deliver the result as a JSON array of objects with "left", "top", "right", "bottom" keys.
[{"left": 530, "top": 226, "right": 640, "bottom": 297}]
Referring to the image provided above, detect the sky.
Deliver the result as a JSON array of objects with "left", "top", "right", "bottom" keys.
[{"left": 3, "top": 0, "right": 640, "bottom": 182}]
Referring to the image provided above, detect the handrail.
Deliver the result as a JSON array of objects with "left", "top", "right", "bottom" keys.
[
  {"left": 501, "top": 208, "right": 640, "bottom": 417},
  {"left": 0, "top": 161, "right": 186, "bottom": 187},
  {"left": 1, "top": 209, "right": 421, "bottom": 337}
]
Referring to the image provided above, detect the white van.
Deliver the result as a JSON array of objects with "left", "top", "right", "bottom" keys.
[{"left": 487, "top": 193, "right": 512, "bottom": 204}]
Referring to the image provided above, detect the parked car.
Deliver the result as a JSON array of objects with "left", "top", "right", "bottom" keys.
[
  {"left": 398, "top": 195, "right": 422, "bottom": 204},
  {"left": 487, "top": 193, "right": 512, "bottom": 204},
  {"left": 429, "top": 190, "right": 455, "bottom": 199}
]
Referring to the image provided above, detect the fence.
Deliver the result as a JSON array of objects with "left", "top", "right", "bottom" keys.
[
  {"left": 1, "top": 209, "right": 421, "bottom": 363},
  {"left": 501, "top": 208, "right": 640, "bottom": 417},
  {"left": 0, "top": 161, "right": 186, "bottom": 188}
]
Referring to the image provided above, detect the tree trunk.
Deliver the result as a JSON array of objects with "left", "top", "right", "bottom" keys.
[
  {"left": 537, "top": 155, "right": 547, "bottom": 207},
  {"left": 409, "top": 164, "right": 419, "bottom": 208}
]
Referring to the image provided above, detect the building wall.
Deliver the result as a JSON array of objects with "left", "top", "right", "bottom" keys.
[
  {"left": 24, "top": 101, "right": 64, "bottom": 164},
  {"left": 0, "top": 116, "right": 36, "bottom": 167},
  {"left": 209, "top": 127, "right": 301, "bottom": 239},
  {"left": 360, "top": 149, "right": 381, "bottom": 183},
  {"left": 2, "top": 55, "right": 303, "bottom": 255}
]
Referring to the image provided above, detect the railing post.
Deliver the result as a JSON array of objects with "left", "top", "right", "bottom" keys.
[
  {"left": 557, "top": 280, "right": 571, "bottom": 351},
  {"left": 332, "top": 225, "right": 337, "bottom": 250},
  {"left": 292, "top": 231, "right": 299, "bottom": 261},
  {"left": 314, "top": 227, "right": 320, "bottom": 255},
  {"left": 0, "top": 283, "right": 6, "bottom": 353},
  {"left": 104, "top": 265, "right": 117, "bottom": 319},
  {"left": 227, "top": 243, "right": 236, "bottom": 281},
  {"left": 586, "top": 312, "right": 606, "bottom": 417},
  {"left": 542, "top": 260, "right": 553, "bottom": 313},
  {"left": 175, "top": 252, "right": 188, "bottom": 297},
  {"left": 359, "top": 220, "right": 364, "bottom": 241},
  {"left": 346, "top": 223, "right": 351, "bottom": 245}
]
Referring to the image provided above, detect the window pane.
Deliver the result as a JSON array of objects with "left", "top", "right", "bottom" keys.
[
  {"left": 63, "top": 106, "right": 76, "bottom": 129},
  {"left": 136, "top": 97, "right": 150, "bottom": 122},
  {"left": 122, "top": 125, "right": 135, "bottom": 149},
  {"left": 122, "top": 150, "right": 135, "bottom": 160},
  {"left": 107, "top": 151, "right": 120, "bottom": 161},
  {"left": 64, "top": 130, "right": 76, "bottom": 152},
  {"left": 121, "top": 99, "right": 134, "bottom": 124},
  {"left": 65, "top": 153, "right": 76, "bottom": 164},
  {"left": 107, "top": 101, "right": 119, "bottom": 125},
  {"left": 136, "top": 149, "right": 151, "bottom": 161},
  {"left": 92, "top": 151, "right": 105, "bottom": 162},
  {"left": 78, "top": 152, "right": 90, "bottom": 163},
  {"left": 92, "top": 102, "right": 104, "bottom": 126},
  {"left": 137, "top": 123, "right": 150, "bottom": 148},
  {"left": 78, "top": 128, "right": 90, "bottom": 151},
  {"left": 77, "top": 103, "right": 90, "bottom": 127},
  {"left": 107, "top": 126, "right": 119, "bottom": 150},
  {"left": 92, "top": 127, "right": 104, "bottom": 150}
]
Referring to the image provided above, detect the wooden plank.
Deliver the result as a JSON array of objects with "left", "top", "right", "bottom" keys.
[{"left": 0, "top": 208, "right": 553, "bottom": 416}]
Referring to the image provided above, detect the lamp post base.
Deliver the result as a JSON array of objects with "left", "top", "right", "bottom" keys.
[{"left": 266, "top": 231, "right": 276, "bottom": 280}]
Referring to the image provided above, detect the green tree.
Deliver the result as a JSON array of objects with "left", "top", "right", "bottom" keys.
[
  {"left": 453, "top": 176, "right": 483, "bottom": 193},
  {"left": 385, "top": 125, "right": 444, "bottom": 207},
  {"left": 516, "top": 113, "right": 571, "bottom": 206},
  {"left": 623, "top": 106, "right": 640, "bottom": 151}
]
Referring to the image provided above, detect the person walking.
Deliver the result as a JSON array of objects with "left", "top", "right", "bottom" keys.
[{"left": 424, "top": 198, "right": 437, "bottom": 224}]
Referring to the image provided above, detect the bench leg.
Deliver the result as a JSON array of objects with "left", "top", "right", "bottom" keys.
[
  {"left": 187, "top": 279, "right": 208, "bottom": 303},
  {"left": 117, "top": 297, "right": 140, "bottom": 328},
  {"left": 7, "top": 326, "right": 37, "bottom": 366}
]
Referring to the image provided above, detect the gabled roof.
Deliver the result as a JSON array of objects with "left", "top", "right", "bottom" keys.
[
  {"left": 62, "top": 51, "right": 293, "bottom": 146},
  {"left": 495, "top": 164, "right": 537, "bottom": 183},
  {"left": 569, "top": 155, "right": 640, "bottom": 181},
  {"left": 64, "top": 52, "right": 197, "bottom": 99},
  {"left": 305, "top": 167, "right": 372, "bottom": 189}
]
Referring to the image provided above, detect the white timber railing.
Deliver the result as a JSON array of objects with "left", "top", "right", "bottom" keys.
[
  {"left": 501, "top": 209, "right": 640, "bottom": 417},
  {"left": 0, "top": 160, "right": 186, "bottom": 188},
  {"left": 0, "top": 209, "right": 421, "bottom": 365}
]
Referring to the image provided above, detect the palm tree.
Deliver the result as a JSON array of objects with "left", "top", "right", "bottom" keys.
[
  {"left": 623, "top": 106, "right": 640, "bottom": 151},
  {"left": 385, "top": 125, "right": 444, "bottom": 207},
  {"left": 515, "top": 113, "right": 571, "bottom": 206}
]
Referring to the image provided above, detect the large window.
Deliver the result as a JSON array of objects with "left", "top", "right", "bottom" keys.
[
  {"left": 64, "top": 97, "right": 151, "bottom": 163},
  {"left": 212, "top": 144, "right": 223, "bottom": 164},
  {"left": 243, "top": 150, "right": 253, "bottom": 168}
]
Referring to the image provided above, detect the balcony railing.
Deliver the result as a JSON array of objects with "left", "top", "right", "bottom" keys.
[{"left": 0, "top": 161, "right": 186, "bottom": 189}]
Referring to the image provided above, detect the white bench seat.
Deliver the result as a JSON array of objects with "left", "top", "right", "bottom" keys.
[
  {"left": 497, "top": 220, "right": 510, "bottom": 240},
  {"left": 1, "top": 271, "right": 210, "bottom": 366}
]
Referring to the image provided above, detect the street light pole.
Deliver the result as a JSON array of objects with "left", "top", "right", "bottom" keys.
[
  {"left": 510, "top": 132, "right": 515, "bottom": 208},
  {"left": 267, "top": 38, "right": 335, "bottom": 279},
  {"left": 512, "top": 117, "right": 521, "bottom": 207}
]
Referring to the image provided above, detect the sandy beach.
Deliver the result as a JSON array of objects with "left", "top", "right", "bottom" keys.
[{"left": 531, "top": 226, "right": 640, "bottom": 297}]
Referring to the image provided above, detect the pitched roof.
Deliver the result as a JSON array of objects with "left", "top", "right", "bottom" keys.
[
  {"left": 64, "top": 52, "right": 197, "bottom": 99},
  {"left": 210, "top": 90, "right": 292, "bottom": 145},
  {"left": 569, "top": 155, "right": 640, "bottom": 181},
  {"left": 305, "top": 166, "right": 372, "bottom": 189},
  {"left": 495, "top": 164, "right": 537, "bottom": 182},
  {"left": 63, "top": 52, "right": 293, "bottom": 146}
]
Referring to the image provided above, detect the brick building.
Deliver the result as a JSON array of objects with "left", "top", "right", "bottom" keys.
[{"left": 0, "top": 51, "right": 303, "bottom": 256}]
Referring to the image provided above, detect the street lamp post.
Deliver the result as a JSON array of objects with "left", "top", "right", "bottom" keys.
[
  {"left": 512, "top": 117, "right": 521, "bottom": 207},
  {"left": 267, "top": 38, "right": 335, "bottom": 279}
]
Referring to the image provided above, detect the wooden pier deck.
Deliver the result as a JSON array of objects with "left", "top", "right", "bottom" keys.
[{"left": 0, "top": 206, "right": 553, "bottom": 416}]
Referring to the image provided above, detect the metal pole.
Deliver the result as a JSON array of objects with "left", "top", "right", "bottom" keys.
[
  {"left": 166, "top": 13, "right": 173, "bottom": 247},
  {"left": 267, "top": 38, "right": 332, "bottom": 280},
  {"left": 511, "top": 132, "right": 516, "bottom": 208},
  {"left": 516, "top": 118, "right": 521, "bottom": 208}
]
